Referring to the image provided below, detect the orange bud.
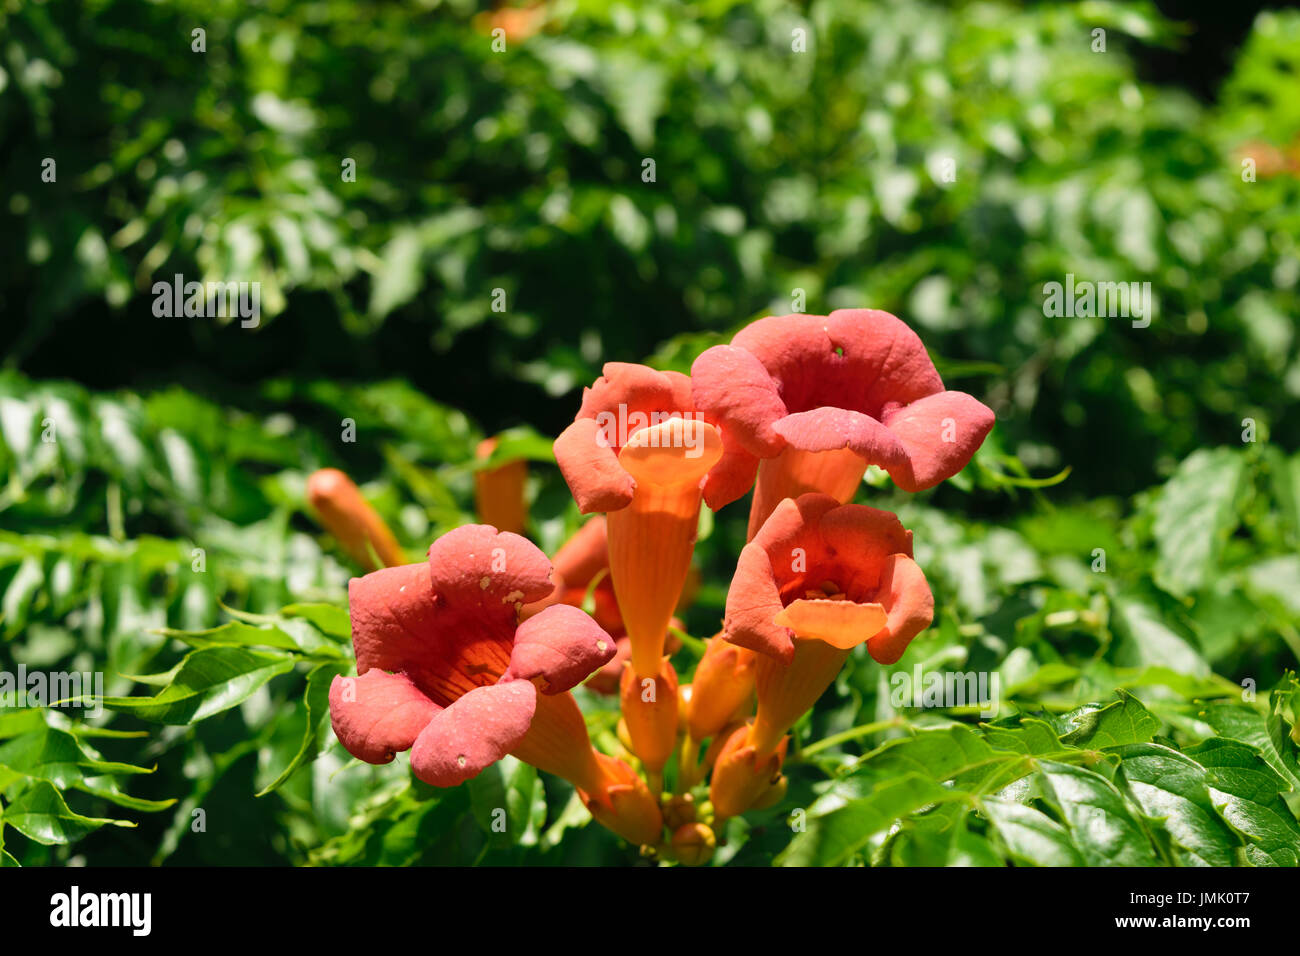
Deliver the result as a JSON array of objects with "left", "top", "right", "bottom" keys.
[
  {"left": 709, "top": 724, "right": 787, "bottom": 821},
  {"left": 306, "top": 468, "right": 405, "bottom": 570},
  {"left": 671, "top": 822, "right": 716, "bottom": 867},
  {"left": 663, "top": 792, "right": 697, "bottom": 831},
  {"left": 474, "top": 437, "right": 529, "bottom": 536},
  {"left": 686, "top": 637, "right": 757, "bottom": 740},
  {"left": 581, "top": 752, "right": 664, "bottom": 846},
  {"left": 619, "top": 658, "right": 679, "bottom": 774}
]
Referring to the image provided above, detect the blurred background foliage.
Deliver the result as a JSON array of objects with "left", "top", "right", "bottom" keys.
[{"left": 0, "top": 0, "right": 1298, "bottom": 866}]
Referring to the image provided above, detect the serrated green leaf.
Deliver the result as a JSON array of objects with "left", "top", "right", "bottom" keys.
[
  {"left": 1186, "top": 739, "right": 1300, "bottom": 866},
  {"left": 1058, "top": 690, "right": 1160, "bottom": 749},
  {"left": 982, "top": 796, "right": 1084, "bottom": 866},
  {"left": 2, "top": 780, "right": 134, "bottom": 845},
  {"left": 778, "top": 774, "right": 969, "bottom": 866},
  {"left": 1037, "top": 760, "right": 1160, "bottom": 866},
  {"left": 1113, "top": 742, "right": 1238, "bottom": 867}
]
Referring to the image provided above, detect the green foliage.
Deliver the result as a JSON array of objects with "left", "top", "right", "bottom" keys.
[
  {"left": 4, "top": 2, "right": 1299, "bottom": 493},
  {"left": 1, "top": 0, "right": 1298, "bottom": 866}
]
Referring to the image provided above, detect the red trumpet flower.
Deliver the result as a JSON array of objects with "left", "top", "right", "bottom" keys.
[
  {"left": 328, "top": 524, "right": 662, "bottom": 844},
  {"left": 692, "top": 309, "right": 995, "bottom": 537}
]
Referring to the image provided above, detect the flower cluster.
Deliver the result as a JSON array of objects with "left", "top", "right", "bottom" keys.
[{"left": 318, "top": 309, "right": 993, "bottom": 863}]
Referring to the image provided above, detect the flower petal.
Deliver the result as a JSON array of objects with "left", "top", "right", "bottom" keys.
[
  {"left": 555, "top": 417, "right": 635, "bottom": 513},
  {"left": 409, "top": 680, "right": 538, "bottom": 786},
  {"left": 724, "top": 541, "right": 794, "bottom": 664},
  {"left": 817, "top": 503, "right": 913, "bottom": 593},
  {"left": 881, "top": 390, "right": 996, "bottom": 492},
  {"left": 328, "top": 670, "right": 440, "bottom": 764},
  {"left": 427, "top": 524, "right": 555, "bottom": 611},
  {"left": 702, "top": 427, "right": 761, "bottom": 512},
  {"left": 772, "top": 406, "right": 909, "bottom": 469},
  {"left": 618, "top": 418, "right": 723, "bottom": 488},
  {"left": 690, "top": 344, "right": 787, "bottom": 457},
  {"left": 826, "top": 309, "right": 944, "bottom": 412},
  {"left": 772, "top": 598, "right": 887, "bottom": 650},
  {"left": 504, "top": 603, "right": 617, "bottom": 693},
  {"left": 865, "top": 554, "right": 934, "bottom": 664}
]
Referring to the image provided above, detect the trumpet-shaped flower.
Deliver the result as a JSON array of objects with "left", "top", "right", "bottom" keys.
[
  {"left": 691, "top": 310, "right": 995, "bottom": 537},
  {"left": 709, "top": 494, "right": 933, "bottom": 816},
  {"left": 328, "top": 524, "right": 661, "bottom": 844},
  {"left": 553, "top": 363, "right": 750, "bottom": 775}
]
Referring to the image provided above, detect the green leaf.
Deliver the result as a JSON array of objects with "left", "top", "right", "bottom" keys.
[
  {"left": 982, "top": 797, "right": 1084, "bottom": 866},
  {"left": 465, "top": 756, "right": 547, "bottom": 848},
  {"left": 156, "top": 621, "right": 302, "bottom": 653},
  {"left": 1037, "top": 760, "right": 1161, "bottom": 866},
  {"left": 1186, "top": 739, "right": 1300, "bottom": 866},
  {"left": 280, "top": 603, "right": 351, "bottom": 641},
  {"left": 1113, "top": 743, "right": 1239, "bottom": 867},
  {"left": 777, "top": 774, "right": 969, "bottom": 866},
  {"left": 256, "top": 661, "right": 344, "bottom": 796},
  {"left": 2, "top": 780, "right": 134, "bottom": 845},
  {"left": 100, "top": 647, "right": 296, "bottom": 725},
  {"left": 889, "top": 809, "right": 1002, "bottom": 866},
  {"left": 1151, "top": 448, "right": 1244, "bottom": 597},
  {"left": 1193, "top": 700, "right": 1300, "bottom": 791},
  {"left": 0, "top": 724, "right": 153, "bottom": 789},
  {"left": 1057, "top": 690, "right": 1160, "bottom": 749}
]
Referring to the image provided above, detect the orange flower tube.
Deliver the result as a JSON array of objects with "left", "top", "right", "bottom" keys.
[
  {"left": 474, "top": 437, "right": 529, "bottom": 536},
  {"left": 306, "top": 468, "right": 406, "bottom": 570},
  {"left": 553, "top": 364, "right": 756, "bottom": 776}
]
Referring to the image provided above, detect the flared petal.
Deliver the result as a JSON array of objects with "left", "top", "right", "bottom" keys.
[
  {"left": 881, "top": 390, "right": 996, "bottom": 492},
  {"left": 504, "top": 603, "right": 617, "bottom": 693},
  {"left": 772, "top": 598, "right": 887, "bottom": 649},
  {"left": 554, "top": 417, "right": 635, "bottom": 514},
  {"left": 618, "top": 418, "right": 723, "bottom": 488},
  {"left": 690, "top": 344, "right": 787, "bottom": 457},
  {"left": 817, "top": 503, "right": 914, "bottom": 594},
  {"left": 724, "top": 541, "right": 794, "bottom": 664},
  {"left": 702, "top": 426, "right": 762, "bottom": 511},
  {"left": 825, "top": 309, "right": 944, "bottom": 412},
  {"left": 427, "top": 524, "right": 555, "bottom": 611},
  {"left": 575, "top": 362, "right": 693, "bottom": 428},
  {"left": 328, "top": 670, "right": 440, "bottom": 764},
  {"left": 865, "top": 554, "right": 934, "bottom": 664},
  {"left": 409, "top": 679, "right": 537, "bottom": 787},
  {"left": 773, "top": 407, "right": 908, "bottom": 470}
]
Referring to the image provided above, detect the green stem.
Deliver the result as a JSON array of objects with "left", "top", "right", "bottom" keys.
[{"left": 799, "top": 718, "right": 906, "bottom": 759}]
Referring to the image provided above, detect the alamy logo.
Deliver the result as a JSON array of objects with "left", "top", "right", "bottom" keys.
[
  {"left": 890, "top": 665, "right": 1000, "bottom": 718},
  {"left": 0, "top": 666, "right": 103, "bottom": 717},
  {"left": 152, "top": 274, "right": 261, "bottom": 328},
  {"left": 593, "top": 406, "right": 708, "bottom": 458},
  {"left": 1042, "top": 273, "right": 1153, "bottom": 328},
  {"left": 49, "top": 886, "right": 151, "bottom": 936}
]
